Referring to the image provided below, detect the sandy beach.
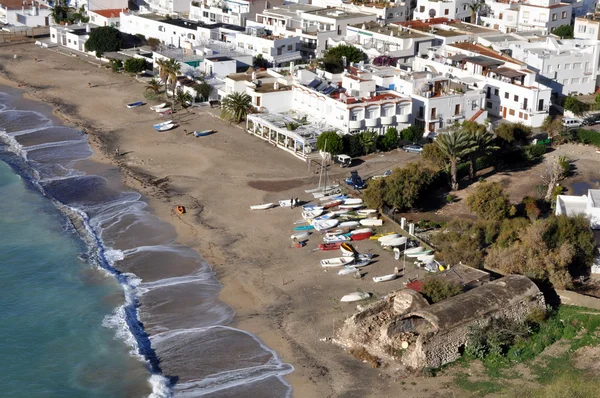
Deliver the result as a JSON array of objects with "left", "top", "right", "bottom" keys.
[{"left": 0, "top": 44, "right": 456, "bottom": 397}]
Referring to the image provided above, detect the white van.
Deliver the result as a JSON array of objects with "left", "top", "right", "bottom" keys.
[{"left": 562, "top": 118, "right": 583, "bottom": 128}]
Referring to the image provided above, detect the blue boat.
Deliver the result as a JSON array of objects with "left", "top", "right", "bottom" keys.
[
  {"left": 127, "top": 101, "right": 144, "bottom": 108},
  {"left": 193, "top": 130, "right": 214, "bottom": 137},
  {"left": 293, "top": 225, "right": 315, "bottom": 231}
]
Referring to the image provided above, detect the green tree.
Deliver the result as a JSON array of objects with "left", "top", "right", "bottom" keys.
[
  {"left": 145, "top": 78, "right": 161, "bottom": 94},
  {"left": 343, "top": 134, "right": 363, "bottom": 157},
  {"left": 553, "top": 24, "right": 574, "bottom": 39},
  {"left": 85, "top": 26, "right": 122, "bottom": 57},
  {"left": 124, "top": 58, "right": 149, "bottom": 73},
  {"left": 50, "top": 0, "right": 71, "bottom": 24},
  {"left": 382, "top": 162, "right": 436, "bottom": 210},
  {"left": 541, "top": 115, "right": 563, "bottom": 138},
  {"left": 466, "top": 181, "right": 511, "bottom": 221},
  {"left": 221, "top": 92, "right": 253, "bottom": 123},
  {"left": 175, "top": 88, "right": 193, "bottom": 108},
  {"left": 316, "top": 131, "right": 344, "bottom": 155},
  {"left": 155, "top": 58, "right": 171, "bottom": 98},
  {"left": 463, "top": 121, "right": 497, "bottom": 180},
  {"left": 253, "top": 54, "right": 269, "bottom": 69},
  {"left": 421, "top": 278, "right": 463, "bottom": 303},
  {"left": 320, "top": 44, "right": 367, "bottom": 73},
  {"left": 467, "top": 0, "right": 484, "bottom": 23},
  {"left": 431, "top": 219, "right": 487, "bottom": 268},
  {"left": 400, "top": 125, "right": 423, "bottom": 142},
  {"left": 435, "top": 129, "right": 472, "bottom": 191},
  {"left": 494, "top": 121, "right": 533, "bottom": 145},
  {"left": 362, "top": 177, "right": 386, "bottom": 210},
  {"left": 421, "top": 142, "right": 447, "bottom": 170},
  {"left": 378, "top": 127, "right": 398, "bottom": 151},
  {"left": 359, "top": 130, "right": 377, "bottom": 155},
  {"left": 147, "top": 37, "right": 161, "bottom": 51},
  {"left": 110, "top": 59, "right": 123, "bottom": 72},
  {"left": 564, "top": 94, "right": 588, "bottom": 116},
  {"left": 192, "top": 80, "right": 213, "bottom": 102}
]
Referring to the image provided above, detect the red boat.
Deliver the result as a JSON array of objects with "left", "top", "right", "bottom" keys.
[
  {"left": 350, "top": 232, "right": 373, "bottom": 241},
  {"left": 318, "top": 242, "right": 343, "bottom": 251},
  {"left": 323, "top": 200, "right": 343, "bottom": 209}
]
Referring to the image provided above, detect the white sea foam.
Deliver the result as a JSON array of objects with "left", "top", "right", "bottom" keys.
[{"left": 104, "top": 249, "right": 125, "bottom": 265}]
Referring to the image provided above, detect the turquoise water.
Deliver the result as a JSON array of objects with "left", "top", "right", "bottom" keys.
[{"left": 0, "top": 161, "right": 151, "bottom": 397}]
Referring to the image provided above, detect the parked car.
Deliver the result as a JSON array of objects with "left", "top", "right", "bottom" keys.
[
  {"left": 345, "top": 170, "right": 366, "bottom": 190},
  {"left": 333, "top": 154, "right": 352, "bottom": 167},
  {"left": 371, "top": 170, "right": 392, "bottom": 180},
  {"left": 404, "top": 144, "right": 423, "bottom": 154},
  {"left": 562, "top": 118, "right": 583, "bottom": 129},
  {"left": 582, "top": 115, "right": 600, "bottom": 126}
]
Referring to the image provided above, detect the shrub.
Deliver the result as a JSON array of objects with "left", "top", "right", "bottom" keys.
[
  {"left": 123, "top": 58, "right": 149, "bottom": 73},
  {"left": 85, "top": 26, "right": 122, "bottom": 56},
  {"left": 110, "top": 59, "right": 122, "bottom": 72},
  {"left": 446, "top": 194, "right": 455, "bottom": 203},
  {"left": 316, "top": 131, "right": 343, "bottom": 155},
  {"left": 558, "top": 155, "right": 570, "bottom": 177},
  {"left": 564, "top": 95, "right": 588, "bottom": 116},
  {"left": 421, "top": 278, "right": 463, "bottom": 303},
  {"left": 400, "top": 125, "right": 423, "bottom": 142},
  {"left": 466, "top": 181, "right": 511, "bottom": 222},
  {"left": 377, "top": 127, "right": 398, "bottom": 151},
  {"left": 576, "top": 129, "right": 600, "bottom": 147},
  {"left": 522, "top": 145, "right": 546, "bottom": 162},
  {"left": 342, "top": 134, "right": 363, "bottom": 158},
  {"left": 147, "top": 37, "right": 160, "bottom": 51},
  {"left": 320, "top": 44, "right": 367, "bottom": 73},
  {"left": 495, "top": 122, "right": 532, "bottom": 145}
]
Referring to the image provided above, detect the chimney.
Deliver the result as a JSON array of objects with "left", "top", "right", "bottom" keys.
[
  {"left": 86, "top": 24, "right": 90, "bottom": 33},
  {"left": 274, "top": 81, "right": 279, "bottom": 90},
  {"left": 252, "top": 71, "right": 257, "bottom": 81}
]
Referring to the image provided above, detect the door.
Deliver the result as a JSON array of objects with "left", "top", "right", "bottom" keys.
[{"left": 502, "top": 106, "right": 507, "bottom": 118}]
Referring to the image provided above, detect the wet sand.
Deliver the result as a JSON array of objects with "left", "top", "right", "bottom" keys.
[{"left": 0, "top": 44, "right": 448, "bottom": 397}]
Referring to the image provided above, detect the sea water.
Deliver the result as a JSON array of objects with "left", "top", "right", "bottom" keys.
[{"left": 0, "top": 87, "right": 292, "bottom": 397}]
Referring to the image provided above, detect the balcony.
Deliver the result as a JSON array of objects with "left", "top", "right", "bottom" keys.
[
  {"left": 365, "top": 118, "right": 380, "bottom": 128},
  {"left": 349, "top": 120, "right": 364, "bottom": 129},
  {"left": 381, "top": 115, "right": 396, "bottom": 125},
  {"left": 396, "top": 114, "right": 409, "bottom": 123}
]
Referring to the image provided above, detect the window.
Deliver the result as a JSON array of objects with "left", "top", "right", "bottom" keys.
[
  {"left": 565, "top": 63, "right": 571, "bottom": 69},
  {"left": 463, "top": 4, "right": 467, "bottom": 10},
  {"left": 505, "top": 92, "right": 509, "bottom": 99},
  {"left": 238, "top": 42, "right": 244, "bottom": 48},
  {"left": 431, "top": 107, "right": 437, "bottom": 118},
  {"left": 523, "top": 98, "right": 528, "bottom": 110},
  {"left": 486, "top": 101, "right": 492, "bottom": 108},
  {"left": 519, "top": 112, "right": 523, "bottom": 118},
  {"left": 158, "top": 25, "right": 165, "bottom": 32},
  {"left": 523, "top": 11, "right": 529, "bottom": 18},
  {"left": 562, "top": 79, "right": 568, "bottom": 85},
  {"left": 287, "top": 44, "right": 293, "bottom": 51},
  {"left": 546, "top": 65, "right": 552, "bottom": 74},
  {"left": 524, "top": 113, "right": 528, "bottom": 120},
  {"left": 562, "top": 11, "right": 567, "bottom": 18},
  {"left": 494, "top": 89, "right": 499, "bottom": 96},
  {"left": 572, "top": 78, "right": 580, "bottom": 84},
  {"left": 418, "top": 106, "right": 424, "bottom": 118},
  {"left": 583, "top": 77, "right": 590, "bottom": 83},
  {"left": 574, "top": 63, "right": 582, "bottom": 69},
  {"left": 247, "top": 44, "right": 253, "bottom": 50},
  {"left": 203, "top": 11, "right": 208, "bottom": 17},
  {"left": 262, "top": 47, "right": 268, "bottom": 54},
  {"left": 514, "top": 95, "right": 519, "bottom": 102},
  {"left": 419, "top": 6, "right": 424, "bottom": 12},
  {"left": 445, "top": 9, "right": 449, "bottom": 15},
  {"left": 455, "top": 104, "right": 461, "bottom": 115},
  {"left": 552, "top": 13, "right": 557, "bottom": 21},
  {"left": 509, "top": 109, "right": 515, "bottom": 116},
  {"left": 579, "top": 25, "right": 587, "bottom": 33}
]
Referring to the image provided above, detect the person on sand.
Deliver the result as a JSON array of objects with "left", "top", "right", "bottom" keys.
[
  {"left": 290, "top": 198, "right": 294, "bottom": 209},
  {"left": 88, "top": 82, "right": 91, "bottom": 88},
  {"left": 184, "top": 129, "right": 187, "bottom": 135},
  {"left": 295, "top": 197, "right": 299, "bottom": 207},
  {"left": 115, "top": 147, "right": 120, "bottom": 158}
]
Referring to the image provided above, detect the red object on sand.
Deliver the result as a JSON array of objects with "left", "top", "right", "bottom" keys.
[
  {"left": 350, "top": 232, "right": 373, "bottom": 241},
  {"left": 318, "top": 242, "right": 342, "bottom": 251}
]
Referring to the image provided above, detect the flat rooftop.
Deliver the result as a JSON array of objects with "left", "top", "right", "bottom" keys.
[
  {"left": 446, "top": 21, "right": 496, "bottom": 35},
  {"left": 127, "top": 13, "right": 244, "bottom": 31},
  {"left": 206, "top": 56, "right": 234, "bottom": 62},
  {"left": 1, "top": 0, "right": 48, "bottom": 9},
  {"left": 227, "top": 70, "right": 271, "bottom": 81},
  {"left": 307, "top": 8, "right": 371, "bottom": 19},
  {"left": 397, "top": 19, "right": 463, "bottom": 37},
  {"left": 351, "top": 21, "right": 429, "bottom": 39},
  {"left": 255, "top": 82, "right": 292, "bottom": 93},
  {"left": 261, "top": 4, "right": 322, "bottom": 19}
]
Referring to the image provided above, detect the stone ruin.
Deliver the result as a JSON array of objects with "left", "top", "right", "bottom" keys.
[{"left": 334, "top": 275, "right": 546, "bottom": 369}]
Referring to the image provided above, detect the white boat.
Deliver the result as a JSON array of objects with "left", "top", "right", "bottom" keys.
[
  {"left": 417, "top": 254, "right": 435, "bottom": 262},
  {"left": 341, "top": 292, "right": 371, "bottom": 302},
  {"left": 150, "top": 103, "right": 168, "bottom": 111},
  {"left": 324, "top": 234, "right": 350, "bottom": 243},
  {"left": 378, "top": 234, "right": 399, "bottom": 243},
  {"left": 357, "top": 209, "right": 377, "bottom": 216},
  {"left": 351, "top": 228, "right": 373, "bottom": 235},
  {"left": 406, "top": 249, "right": 433, "bottom": 258},
  {"left": 279, "top": 199, "right": 292, "bottom": 207},
  {"left": 405, "top": 246, "right": 424, "bottom": 254},
  {"left": 338, "top": 221, "right": 359, "bottom": 229},
  {"left": 360, "top": 219, "right": 383, "bottom": 227},
  {"left": 250, "top": 203, "right": 274, "bottom": 210},
  {"left": 304, "top": 184, "right": 339, "bottom": 194},
  {"left": 353, "top": 258, "right": 372, "bottom": 267},
  {"left": 313, "top": 189, "right": 341, "bottom": 198},
  {"left": 153, "top": 120, "right": 173, "bottom": 128},
  {"left": 291, "top": 232, "right": 310, "bottom": 241},
  {"left": 155, "top": 123, "right": 176, "bottom": 132},
  {"left": 319, "top": 194, "right": 345, "bottom": 201},
  {"left": 344, "top": 198, "right": 363, "bottom": 205},
  {"left": 313, "top": 219, "right": 339, "bottom": 231},
  {"left": 312, "top": 213, "right": 337, "bottom": 222},
  {"left": 340, "top": 243, "right": 355, "bottom": 257},
  {"left": 373, "top": 274, "right": 397, "bottom": 283},
  {"left": 331, "top": 209, "right": 350, "bottom": 215},
  {"left": 339, "top": 204, "right": 363, "bottom": 210},
  {"left": 302, "top": 209, "right": 324, "bottom": 219},
  {"left": 381, "top": 237, "right": 408, "bottom": 247},
  {"left": 320, "top": 256, "right": 354, "bottom": 267},
  {"left": 338, "top": 267, "right": 359, "bottom": 275}
]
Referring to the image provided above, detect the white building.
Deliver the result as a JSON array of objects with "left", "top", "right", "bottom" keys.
[
  {"left": 49, "top": 24, "right": 96, "bottom": 53},
  {"left": 233, "top": 26, "right": 302, "bottom": 65},
  {"left": 88, "top": 8, "right": 126, "bottom": 28},
  {"left": 396, "top": 18, "right": 500, "bottom": 46},
  {"left": 255, "top": 5, "right": 376, "bottom": 59},
  {"left": 0, "top": 0, "right": 51, "bottom": 27},
  {"left": 137, "top": 0, "right": 190, "bottom": 15},
  {"left": 311, "top": 0, "right": 412, "bottom": 23},
  {"left": 218, "top": 69, "right": 293, "bottom": 112},
  {"left": 292, "top": 67, "right": 412, "bottom": 134},
  {"left": 189, "top": 0, "right": 281, "bottom": 27},
  {"left": 393, "top": 70, "right": 487, "bottom": 136},
  {"left": 414, "top": 42, "right": 552, "bottom": 127},
  {"left": 556, "top": 189, "right": 600, "bottom": 229},
  {"left": 330, "top": 22, "right": 434, "bottom": 63},
  {"left": 517, "top": 0, "right": 572, "bottom": 34},
  {"left": 413, "top": 0, "right": 474, "bottom": 22},
  {"left": 491, "top": 36, "right": 600, "bottom": 95},
  {"left": 480, "top": 1, "right": 520, "bottom": 33},
  {"left": 88, "top": 0, "right": 128, "bottom": 11},
  {"left": 574, "top": 15, "right": 600, "bottom": 40}
]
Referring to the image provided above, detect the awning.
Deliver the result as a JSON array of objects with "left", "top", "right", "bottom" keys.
[
  {"left": 492, "top": 67, "right": 526, "bottom": 78},
  {"left": 273, "top": 51, "right": 302, "bottom": 64}
]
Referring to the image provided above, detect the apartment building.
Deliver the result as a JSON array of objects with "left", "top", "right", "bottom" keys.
[
  {"left": 397, "top": 18, "right": 498, "bottom": 46},
  {"left": 137, "top": 0, "right": 190, "bottom": 15},
  {"left": 517, "top": 0, "right": 572, "bottom": 34},
  {"left": 414, "top": 42, "right": 552, "bottom": 127},
  {"left": 233, "top": 26, "right": 302, "bottom": 65},
  {"left": 574, "top": 15, "right": 600, "bottom": 40},
  {"left": 393, "top": 70, "right": 487, "bottom": 136},
  {"left": 413, "top": 0, "right": 473, "bottom": 22},
  {"left": 330, "top": 22, "right": 434, "bottom": 63},
  {"left": 189, "top": 0, "right": 281, "bottom": 27},
  {"left": 311, "top": 0, "right": 412, "bottom": 23},
  {"left": 218, "top": 69, "right": 294, "bottom": 112}
]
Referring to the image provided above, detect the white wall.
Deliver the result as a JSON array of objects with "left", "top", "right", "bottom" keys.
[{"left": 89, "top": 0, "right": 128, "bottom": 10}]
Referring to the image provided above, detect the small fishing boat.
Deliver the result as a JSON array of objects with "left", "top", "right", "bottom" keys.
[
  {"left": 250, "top": 203, "right": 274, "bottom": 210},
  {"left": 373, "top": 274, "right": 397, "bottom": 283},
  {"left": 318, "top": 242, "right": 342, "bottom": 251},
  {"left": 351, "top": 228, "right": 373, "bottom": 235},
  {"left": 302, "top": 204, "right": 322, "bottom": 211},
  {"left": 320, "top": 256, "right": 354, "bottom": 267},
  {"left": 312, "top": 213, "right": 337, "bottom": 223},
  {"left": 302, "top": 209, "right": 324, "bottom": 219},
  {"left": 338, "top": 266, "right": 359, "bottom": 275},
  {"left": 343, "top": 198, "right": 363, "bottom": 205},
  {"left": 153, "top": 120, "right": 173, "bottom": 128},
  {"left": 313, "top": 188, "right": 341, "bottom": 198},
  {"left": 351, "top": 232, "right": 372, "bottom": 241},
  {"left": 280, "top": 200, "right": 292, "bottom": 207},
  {"left": 357, "top": 209, "right": 377, "bottom": 216},
  {"left": 322, "top": 200, "right": 343, "bottom": 209},
  {"left": 304, "top": 184, "right": 339, "bottom": 194},
  {"left": 150, "top": 103, "right": 167, "bottom": 111},
  {"left": 370, "top": 232, "right": 394, "bottom": 241},
  {"left": 159, "top": 109, "right": 173, "bottom": 116},
  {"left": 340, "top": 292, "right": 370, "bottom": 302},
  {"left": 127, "top": 101, "right": 144, "bottom": 108},
  {"left": 417, "top": 254, "right": 435, "bottom": 262},
  {"left": 353, "top": 255, "right": 373, "bottom": 267},
  {"left": 378, "top": 234, "right": 400, "bottom": 243},
  {"left": 291, "top": 231, "right": 310, "bottom": 241},
  {"left": 155, "top": 123, "right": 176, "bottom": 132},
  {"left": 323, "top": 227, "right": 350, "bottom": 236},
  {"left": 340, "top": 242, "right": 355, "bottom": 257},
  {"left": 313, "top": 219, "right": 339, "bottom": 231},
  {"left": 331, "top": 209, "right": 350, "bottom": 216},
  {"left": 319, "top": 194, "right": 346, "bottom": 202},
  {"left": 323, "top": 234, "right": 350, "bottom": 243},
  {"left": 294, "top": 224, "right": 315, "bottom": 231},
  {"left": 360, "top": 218, "right": 383, "bottom": 227},
  {"left": 193, "top": 130, "right": 214, "bottom": 137},
  {"left": 381, "top": 237, "right": 408, "bottom": 247},
  {"left": 338, "top": 221, "right": 359, "bottom": 229},
  {"left": 176, "top": 205, "right": 185, "bottom": 214},
  {"left": 339, "top": 204, "right": 364, "bottom": 210},
  {"left": 406, "top": 249, "right": 433, "bottom": 258},
  {"left": 404, "top": 246, "right": 424, "bottom": 254}
]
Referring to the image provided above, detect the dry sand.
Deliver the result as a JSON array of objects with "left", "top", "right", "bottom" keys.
[{"left": 0, "top": 44, "right": 454, "bottom": 397}]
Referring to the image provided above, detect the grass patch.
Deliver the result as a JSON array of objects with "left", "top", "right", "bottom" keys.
[{"left": 453, "top": 372, "right": 502, "bottom": 396}]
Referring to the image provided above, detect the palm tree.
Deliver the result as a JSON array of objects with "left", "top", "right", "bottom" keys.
[
  {"left": 145, "top": 78, "right": 161, "bottom": 94},
  {"left": 165, "top": 58, "right": 181, "bottom": 99},
  {"left": 155, "top": 58, "right": 170, "bottom": 97},
  {"left": 51, "top": 0, "right": 71, "bottom": 24},
  {"left": 359, "top": 131, "right": 376, "bottom": 155},
  {"left": 436, "top": 129, "right": 472, "bottom": 191},
  {"left": 175, "top": 88, "right": 192, "bottom": 109},
  {"left": 462, "top": 121, "right": 498, "bottom": 180},
  {"left": 467, "top": 0, "right": 484, "bottom": 24},
  {"left": 192, "top": 80, "right": 213, "bottom": 102},
  {"left": 221, "top": 92, "right": 253, "bottom": 123}
]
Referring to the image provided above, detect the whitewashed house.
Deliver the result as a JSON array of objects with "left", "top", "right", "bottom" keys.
[
  {"left": 49, "top": 23, "right": 97, "bottom": 53},
  {"left": 189, "top": 0, "right": 282, "bottom": 27},
  {"left": 556, "top": 190, "right": 600, "bottom": 229},
  {"left": 310, "top": 0, "right": 412, "bottom": 23},
  {"left": 137, "top": 0, "right": 190, "bottom": 15},
  {"left": 0, "top": 0, "right": 51, "bottom": 27},
  {"left": 233, "top": 26, "right": 302, "bottom": 65},
  {"left": 574, "top": 15, "right": 600, "bottom": 40},
  {"left": 396, "top": 18, "right": 499, "bottom": 46},
  {"left": 88, "top": 8, "right": 126, "bottom": 28},
  {"left": 413, "top": 0, "right": 474, "bottom": 22},
  {"left": 218, "top": 69, "right": 293, "bottom": 112},
  {"left": 517, "top": 0, "right": 572, "bottom": 34}
]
